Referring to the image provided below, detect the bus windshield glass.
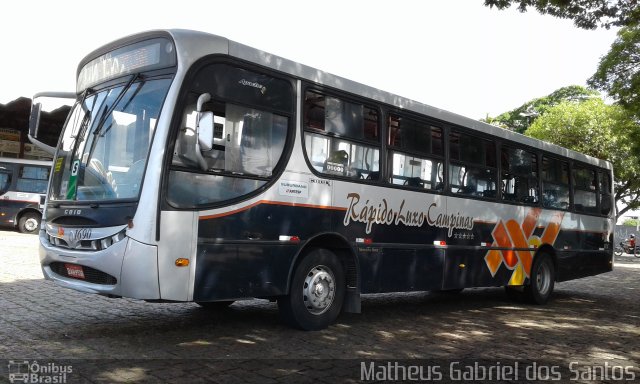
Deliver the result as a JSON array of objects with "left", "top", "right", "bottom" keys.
[{"left": 50, "top": 78, "right": 171, "bottom": 202}]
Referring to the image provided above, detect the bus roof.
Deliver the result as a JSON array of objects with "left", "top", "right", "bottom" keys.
[{"left": 80, "top": 29, "right": 612, "bottom": 171}]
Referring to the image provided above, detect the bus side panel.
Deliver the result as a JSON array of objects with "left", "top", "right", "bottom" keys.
[
  {"left": 0, "top": 203, "right": 21, "bottom": 227},
  {"left": 194, "top": 203, "right": 333, "bottom": 301},
  {"left": 555, "top": 250, "right": 613, "bottom": 282},
  {"left": 193, "top": 243, "right": 298, "bottom": 301},
  {"left": 357, "top": 247, "right": 444, "bottom": 293},
  {"left": 552, "top": 213, "right": 613, "bottom": 281},
  {"left": 0, "top": 193, "right": 41, "bottom": 227},
  {"left": 442, "top": 249, "right": 513, "bottom": 290}
]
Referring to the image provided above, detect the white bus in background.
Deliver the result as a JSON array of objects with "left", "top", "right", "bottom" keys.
[
  {"left": 0, "top": 157, "right": 50, "bottom": 233},
  {"left": 29, "top": 30, "right": 614, "bottom": 330}
]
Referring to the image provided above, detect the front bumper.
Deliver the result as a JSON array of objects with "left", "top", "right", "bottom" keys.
[{"left": 39, "top": 232, "right": 160, "bottom": 300}]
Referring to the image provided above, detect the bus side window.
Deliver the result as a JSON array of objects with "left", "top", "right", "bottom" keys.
[
  {"left": 303, "top": 90, "right": 380, "bottom": 180},
  {"left": 17, "top": 166, "right": 49, "bottom": 194},
  {"left": 501, "top": 146, "right": 539, "bottom": 204},
  {"left": 541, "top": 156, "right": 570, "bottom": 210},
  {"left": 449, "top": 131, "right": 497, "bottom": 199},
  {"left": 573, "top": 165, "right": 597, "bottom": 214},
  {"left": 387, "top": 114, "right": 444, "bottom": 191}
]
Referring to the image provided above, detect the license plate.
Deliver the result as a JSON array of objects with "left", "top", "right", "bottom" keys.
[{"left": 65, "top": 263, "right": 85, "bottom": 279}]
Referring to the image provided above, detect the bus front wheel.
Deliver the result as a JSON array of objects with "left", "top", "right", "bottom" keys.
[
  {"left": 524, "top": 253, "right": 555, "bottom": 304},
  {"left": 278, "top": 248, "right": 345, "bottom": 331},
  {"left": 18, "top": 212, "right": 41, "bottom": 234}
]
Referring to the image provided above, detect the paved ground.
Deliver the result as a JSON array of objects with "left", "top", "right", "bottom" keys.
[{"left": 0, "top": 230, "right": 639, "bottom": 383}]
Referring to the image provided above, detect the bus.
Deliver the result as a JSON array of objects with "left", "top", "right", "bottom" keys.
[
  {"left": 0, "top": 157, "right": 51, "bottom": 234},
  {"left": 29, "top": 30, "right": 614, "bottom": 330}
]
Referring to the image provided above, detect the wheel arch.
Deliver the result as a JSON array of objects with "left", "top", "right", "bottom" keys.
[
  {"left": 287, "top": 232, "right": 361, "bottom": 312},
  {"left": 16, "top": 208, "right": 42, "bottom": 226}
]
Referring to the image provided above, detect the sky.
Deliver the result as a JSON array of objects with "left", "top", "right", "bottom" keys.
[{"left": 1, "top": 0, "right": 620, "bottom": 120}]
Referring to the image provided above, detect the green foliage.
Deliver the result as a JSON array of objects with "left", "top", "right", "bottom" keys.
[
  {"left": 482, "top": 86, "right": 598, "bottom": 133},
  {"left": 525, "top": 98, "right": 640, "bottom": 218},
  {"left": 484, "top": 0, "right": 640, "bottom": 29},
  {"left": 623, "top": 219, "right": 639, "bottom": 227},
  {"left": 588, "top": 25, "right": 640, "bottom": 119}
]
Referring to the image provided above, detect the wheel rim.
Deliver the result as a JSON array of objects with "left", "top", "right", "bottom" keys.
[
  {"left": 302, "top": 265, "right": 336, "bottom": 315},
  {"left": 535, "top": 261, "right": 552, "bottom": 296},
  {"left": 24, "top": 217, "right": 39, "bottom": 232}
]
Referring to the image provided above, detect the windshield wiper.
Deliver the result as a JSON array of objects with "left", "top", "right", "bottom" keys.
[
  {"left": 83, "top": 74, "right": 142, "bottom": 170},
  {"left": 93, "top": 73, "right": 140, "bottom": 138}
]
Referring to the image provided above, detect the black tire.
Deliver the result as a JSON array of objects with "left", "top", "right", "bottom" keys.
[
  {"left": 18, "top": 212, "right": 41, "bottom": 234},
  {"left": 278, "top": 248, "right": 345, "bottom": 331},
  {"left": 524, "top": 253, "right": 555, "bottom": 304},
  {"left": 196, "top": 301, "right": 234, "bottom": 309},
  {"left": 614, "top": 247, "right": 623, "bottom": 257}
]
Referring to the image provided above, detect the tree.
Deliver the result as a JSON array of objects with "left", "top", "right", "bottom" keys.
[
  {"left": 588, "top": 24, "right": 640, "bottom": 119},
  {"left": 622, "top": 218, "right": 639, "bottom": 227},
  {"left": 482, "top": 85, "right": 598, "bottom": 133},
  {"left": 484, "top": 0, "right": 640, "bottom": 29},
  {"left": 525, "top": 98, "right": 640, "bottom": 218}
]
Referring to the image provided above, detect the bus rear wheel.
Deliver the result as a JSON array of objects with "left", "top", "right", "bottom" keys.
[
  {"left": 18, "top": 212, "right": 41, "bottom": 234},
  {"left": 524, "top": 253, "right": 555, "bottom": 304},
  {"left": 278, "top": 248, "right": 345, "bottom": 331}
]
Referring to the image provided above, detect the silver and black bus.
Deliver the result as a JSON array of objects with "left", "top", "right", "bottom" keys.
[
  {"left": 29, "top": 30, "right": 614, "bottom": 330},
  {"left": 0, "top": 157, "right": 50, "bottom": 234}
]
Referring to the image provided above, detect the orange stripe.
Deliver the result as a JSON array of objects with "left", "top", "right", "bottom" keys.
[
  {"left": 506, "top": 219, "right": 536, "bottom": 275},
  {"left": 199, "top": 200, "right": 346, "bottom": 220},
  {"left": 540, "top": 222, "right": 562, "bottom": 245},
  {"left": 492, "top": 222, "right": 511, "bottom": 248},
  {"left": 493, "top": 221, "right": 519, "bottom": 268},
  {"left": 540, "top": 212, "right": 565, "bottom": 245},
  {"left": 505, "top": 220, "right": 529, "bottom": 248},
  {"left": 522, "top": 208, "right": 541, "bottom": 239}
]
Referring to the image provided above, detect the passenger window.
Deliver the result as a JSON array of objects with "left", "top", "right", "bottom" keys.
[
  {"left": 449, "top": 132, "right": 497, "bottom": 198},
  {"left": 573, "top": 166, "right": 597, "bottom": 214},
  {"left": 501, "top": 147, "right": 539, "bottom": 204},
  {"left": 303, "top": 91, "right": 380, "bottom": 180},
  {"left": 388, "top": 114, "right": 444, "bottom": 190},
  {"left": 542, "top": 156, "right": 570, "bottom": 210},
  {"left": 17, "top": 166, "right": 50, "bottom": 194},
  {"left": 390, "top": 153, "right": 444, "bottom": 190},
  {"left": 450, "top": 132, "right": 496, "bottom": 167}
]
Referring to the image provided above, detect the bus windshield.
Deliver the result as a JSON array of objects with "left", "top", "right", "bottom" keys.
[{"left": 50, "top": 78, "right": 171, "bottom": 202}]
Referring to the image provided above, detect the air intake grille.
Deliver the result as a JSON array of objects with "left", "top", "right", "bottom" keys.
[{"left": 50, "top": 262, "right": 117, "bottom": 285}]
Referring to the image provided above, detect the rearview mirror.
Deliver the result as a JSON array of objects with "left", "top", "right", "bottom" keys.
[
  {"left": 28, "top": 102, "right": 42, "bottom": 138},
  {"left": 197, "top": 112, "right": 214, "bottom": 151},
  {"left": 28, "top": 91, "right": 76, "bottom": 155}
]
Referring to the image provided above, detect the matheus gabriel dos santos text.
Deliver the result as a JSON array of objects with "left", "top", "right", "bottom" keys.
[{"left": 360, "top": 361, "right": 637, "bottom": 382}]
